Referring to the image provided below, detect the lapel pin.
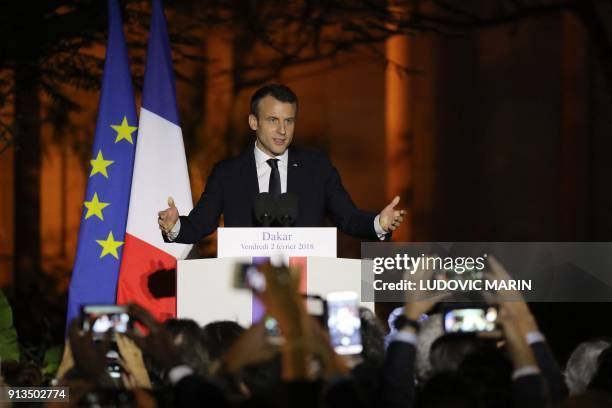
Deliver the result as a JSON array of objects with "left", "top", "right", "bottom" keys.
[{"left": 293, "top": 163, "right": 299, "bottom": 167}]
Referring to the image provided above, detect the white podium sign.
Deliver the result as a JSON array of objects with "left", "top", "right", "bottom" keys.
[{"left": 217, "top": 227, "right": 336, "bottom": 258}]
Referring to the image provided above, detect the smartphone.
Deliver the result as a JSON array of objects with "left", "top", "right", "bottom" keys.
[
  {"left": 105, "top": 349, "right": 123, "bottom": 379},
  {"left": 326, "top": 291, "right": 363, "bottom": 355},
  {"left": 81, "top": 305, "right": 131, "bottom": 339},
  {"left": 443, "top": 306, "right": 498, "bottom": 333},
  {"left": 233, "top": 263, "right": 266, "bottom": 292},
  {"left": 303, "top": 294, "right": 326, "bottom": 325}
]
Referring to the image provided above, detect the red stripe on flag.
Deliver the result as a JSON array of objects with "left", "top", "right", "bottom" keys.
[
  {"left": 117, "top": 233, "right": 177, "bottom": 321},
  {"left": 289, "top": 257, "right": 308, "bottom": 294}
]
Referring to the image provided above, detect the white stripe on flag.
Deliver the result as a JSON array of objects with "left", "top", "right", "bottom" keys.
[{"left": 126, "top": 107, "right": 192, "bottom": 259}]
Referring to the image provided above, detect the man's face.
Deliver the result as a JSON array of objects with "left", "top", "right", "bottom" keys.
[{"left": 249, "top": 95, "right": 296, "bottom": 157}]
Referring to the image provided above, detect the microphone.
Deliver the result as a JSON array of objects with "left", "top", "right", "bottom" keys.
[
  {"left": 253, "top": 193, "right": 276, "bottom": 227},
  {"left": 276, "top": 193, "right": 298, "bottom": 227}
]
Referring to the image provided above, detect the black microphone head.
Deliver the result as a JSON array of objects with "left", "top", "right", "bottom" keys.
[
  {"left": 277, "top": 193, "right": 298, "bottom": 226},
  {"left": 253, "top": 193, "right": 276, "bottom": 226}
]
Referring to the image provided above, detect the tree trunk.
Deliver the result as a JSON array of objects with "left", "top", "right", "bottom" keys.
[
  {"left": 13, "top": 59, "right": 41, "bottom": 296},
  {"left": 573, "top": 0, "right": 612, "bottom": 101}
]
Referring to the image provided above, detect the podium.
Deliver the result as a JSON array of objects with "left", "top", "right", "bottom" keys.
[{"left": 177, "top": 227, "right": 372, "bottom": 326}]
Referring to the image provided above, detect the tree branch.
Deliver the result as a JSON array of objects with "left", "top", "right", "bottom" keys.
[{"left": 408, "top": 1, "right": 574, "bottom": 30}]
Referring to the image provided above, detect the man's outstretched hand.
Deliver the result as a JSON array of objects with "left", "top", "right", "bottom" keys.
[
  {"left": 379, "top": 195, "right": 406, "bottom": 233},
  {"left": 158, "top": 197, "right": 179, "bottom": 234}
]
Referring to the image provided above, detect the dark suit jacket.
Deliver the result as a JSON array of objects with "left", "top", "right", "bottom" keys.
[
  {"left": 531, "top": 340, "right": 568, "bottom": 403},
  {"left": 512, "top": 374, "right": 550, "bottom": 408},
  {"left": 173, "top": 146, "right": 380, "bottom": 243}
]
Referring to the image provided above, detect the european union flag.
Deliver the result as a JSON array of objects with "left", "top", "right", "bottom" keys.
[{"left": 66, "top": 0, "right": 137, "bottom": 327}]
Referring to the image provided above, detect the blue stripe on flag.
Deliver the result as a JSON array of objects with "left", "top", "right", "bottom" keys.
[{"left": 141, "top": 0, "right": 180, "bottom": 126}]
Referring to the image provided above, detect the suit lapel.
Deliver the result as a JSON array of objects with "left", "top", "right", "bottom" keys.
[
  {"left": 241, "top": 149, "right": 259, "bottom": 196},
  {"left": 287, "top": 147, "right": 304, "bottom": 195}
]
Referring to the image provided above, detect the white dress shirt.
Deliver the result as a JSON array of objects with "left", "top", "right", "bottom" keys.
[{"left": 254, "top": 141, "right": 288, "bottom": 193}]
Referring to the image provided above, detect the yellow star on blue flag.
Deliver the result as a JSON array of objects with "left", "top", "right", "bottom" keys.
[
  {"left": 83, "top": 192, "right": 110, "bottom": 221},
  {"left": 96, "top": 231, "right": 124, "bottom": 259},
  {"left": 111, "top": 116, "right": 137, "bottom": 144},
  {"left": 90, "top": 150, "right": 114, "bottom": 178}
]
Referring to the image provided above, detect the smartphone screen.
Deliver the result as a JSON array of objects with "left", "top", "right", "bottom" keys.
[
  {"left": 326, "top": 291, "right": 363, "bottom": 355},
  {"left": 443, "top": 307, "right": 498, "bottom": 333},
  {"left": 264, "top": 316, "right": 285, "bottom": 345},
  {"left": 81, "top": 305, "right": 130, "bottom": 339}
]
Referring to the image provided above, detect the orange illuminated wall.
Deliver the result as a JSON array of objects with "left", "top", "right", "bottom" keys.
[{"left": 385, "top": 35, "right": 413, "bottom": 242}]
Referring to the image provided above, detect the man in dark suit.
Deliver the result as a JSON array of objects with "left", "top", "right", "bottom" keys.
[{"left": 158, "top": 84, "right": 405, "bottom": 243}]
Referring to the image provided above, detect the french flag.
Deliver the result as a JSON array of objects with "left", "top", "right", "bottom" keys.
[{"left": 117, "top": 0, "right": 192, "bottom": 321}]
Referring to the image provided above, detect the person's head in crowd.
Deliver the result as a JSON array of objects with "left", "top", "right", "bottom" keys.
[
  {"left": 428, "top": 333, "right": 489, "bottom": 377},
  {"left": 75, "top": 388, "right": 156, "bottom": 407},
  {"left": 203, "top": 320, "right": 280, "bottom": 398},
  {"left": 386, "top": 306, "right": 404, "bottom": 339},
  {"left": 1, "top": 361, "right": 42, "bottom": 387},
  {"left": 417, "top": 373, "right": 484, "bottom": 408},
  {"left": 201, "top": 320, "right": 245, "bottom": 361},
  {"left": 588, "top": 345, "right": 612, "bottom": 394},
  {"left": 358, "top": 307, "right": 386, "bottom": 366},
  {"left": 559, "top": 390, "right": 612, "bottom": 408},
  {"left": 163, "top": 318, "right": 210, "bottom": 377},
  {"left": 241, "top": 358, "right": 282, "bottom": 398},
  {"left": 457, "top": 342, "right": 513, "bottom": 408},
  {"left": 565, "top": 338, "right": 611, "bottom": 395}
]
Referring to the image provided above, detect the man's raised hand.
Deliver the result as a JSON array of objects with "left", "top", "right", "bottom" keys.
[
  {"left": 157, "top": 196, "right": 179, "bottom": 234},
  {"left": 379, "top": 195, "right": 407, "bottom": 233}
]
